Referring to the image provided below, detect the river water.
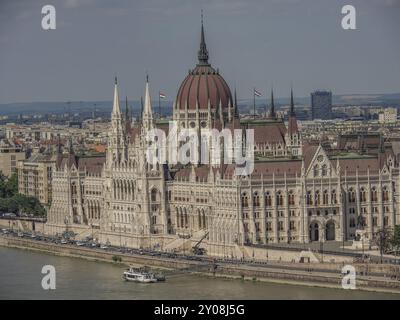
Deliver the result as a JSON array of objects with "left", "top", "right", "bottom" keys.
[{"left": 0, "top": 247, "right": 399, "bottom": 300}]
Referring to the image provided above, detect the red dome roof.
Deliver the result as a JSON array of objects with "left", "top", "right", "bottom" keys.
[
  {"left": 175, "top": 18, "right": 233, "bottom": 111},
  {"left": 176, "top": 65, "right": 232, "bottom": 111}
]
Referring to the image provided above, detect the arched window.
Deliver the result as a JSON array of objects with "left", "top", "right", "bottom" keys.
[
  {"left": 253, "top": 192, "right": 260, "bottom": 207},
  {"left": 288, "top": 190, "right": 295, "bottom": 206},
  {"left": 306, "top": 191, "right": 313, "bottom": 205},
  {"left": 360, "top": 187, "right": 366, "bottom": 202},
  {"left": 382, "top": 186, "right": 389, "bottom": 202},
  {"left": 276, "top": 191, "right": 283, "bottom": 206},
  {"left": 151, "top": 189, "right": 158, "bottom": 202},
  {"left": 265, "top": 192, "right": 272, "bottom": 207},
  {"left": 371, "top": 187, "right": 378, "bottom": 202},
  {"left": 315, "top": 190, "right": 320, "bottom": 205},
  {"left": 241, "top": 193, "right": 249, "bottom": 208},
  {"left": 321, "top": 164, "right": 328, "bottom": 176},
  {"left": 323, "top": 190, "right": 329, "bottom": 205},
  {"left": 331, "top": 190, "right": 337, "bottom": 204},
  {"left": 313, "top": 165, "right": 319, "bottom": 177},
  {"left": 348, "top": 188, "right": 356, "bottom": 203}
]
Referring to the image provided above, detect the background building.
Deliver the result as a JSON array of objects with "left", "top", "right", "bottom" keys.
[
  {"left": 379, "top": 107, "right": 397, "bottom": 124},
  {"left": 311, "top": 91, "right": 332, "bottom": 120},
  {"left": 0, "top": 139, "right": 25, "bottom": 177},
  {"left": 17, "top": 153, "right": 56, "bottom": 206}
]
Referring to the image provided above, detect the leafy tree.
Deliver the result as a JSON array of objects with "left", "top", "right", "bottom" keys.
[
  {"left": 374, "top": 228, "right": 393, "bottom": 263},
  {"left": 391, "top": 225, "right": 400, "bottom": 255},
  {"left": 0, "top": 172, "right": 46, "bottom": 217}
]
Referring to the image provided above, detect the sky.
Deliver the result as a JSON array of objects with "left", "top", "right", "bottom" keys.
[{"left": 0, "top": 0, "right": 399, "bottom": 104}]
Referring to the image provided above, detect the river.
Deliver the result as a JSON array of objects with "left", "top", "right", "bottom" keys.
[{"left": 0, "top": 247, "right": 399, "bottom": 300}]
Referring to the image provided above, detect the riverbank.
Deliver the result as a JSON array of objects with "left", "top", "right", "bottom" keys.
[{"left": 1, "top": 235, "right": 400, "bottom": 295}]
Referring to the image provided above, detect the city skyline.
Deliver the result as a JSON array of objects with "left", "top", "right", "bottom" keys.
[{"left": 0, "top": 0, "right": 399, "bottom": 104}]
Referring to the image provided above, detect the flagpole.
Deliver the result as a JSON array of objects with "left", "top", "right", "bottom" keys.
[
  {"left": 253, "top": 87, "right": 256, "bottom": 119},
  {"left": 158, "top": 91, "right": 161, "bottom": 119}
]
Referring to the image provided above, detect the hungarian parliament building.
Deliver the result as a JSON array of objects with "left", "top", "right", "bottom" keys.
[{"left": 46, "top": 21, "right": 400, "bottom": 256}]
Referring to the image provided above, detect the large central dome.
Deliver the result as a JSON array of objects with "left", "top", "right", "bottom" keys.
[{"left": 175, "top": 19, "right": 233, "bottom": 112}]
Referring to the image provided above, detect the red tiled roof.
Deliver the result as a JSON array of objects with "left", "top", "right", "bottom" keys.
[{"left": 176, "top": 65, "right": 232, "bottom": 111}]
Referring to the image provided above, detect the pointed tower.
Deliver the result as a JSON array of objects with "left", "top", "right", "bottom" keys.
[
  {"left": 107, "top": 77, "right": 126, "bottom": 166},
  {"left": 197, "top": 11, "right": 209, "bottom": 66},
  {"left": 286, "top": 87, "right": 302, "bottom": 156},
  {"left": 268, "top": 88, "right": 276, "bottom": 120},
  {"left": 125, "top": 96, "right": 131, "bottom": 133},
  {"left": 142, "top": 75, "right": 154, "bottom": 134}
]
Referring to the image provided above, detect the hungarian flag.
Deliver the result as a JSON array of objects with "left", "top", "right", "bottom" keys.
[
  {"left": 159, "top": 92, "right": 166, "bottom": 99},
  {"left": 254, "top": 88, "right": 262, "bottom": 97}
]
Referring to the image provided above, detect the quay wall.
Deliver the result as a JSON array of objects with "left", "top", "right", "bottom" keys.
[{"left": 1, "top": 235, "right": 400, "bottom": 293}]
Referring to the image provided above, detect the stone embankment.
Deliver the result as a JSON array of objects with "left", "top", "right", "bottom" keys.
[{"left": 1, "top": 235, "right": 400, "bottom": 294}]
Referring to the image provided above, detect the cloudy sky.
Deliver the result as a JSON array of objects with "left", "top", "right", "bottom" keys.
[{"left": 0, "top": 0, "right": 399, "bottom": 104}]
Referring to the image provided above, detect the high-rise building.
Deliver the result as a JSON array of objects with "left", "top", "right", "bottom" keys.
[
  {"left": 311, "top": 91, "right": 332, "bottom": 120},
  {"left": 17, "top": 153, "right": 56, "bottom": 206},
  {"left": 0, "top": 139, "right": 25, "bottom": 177}
]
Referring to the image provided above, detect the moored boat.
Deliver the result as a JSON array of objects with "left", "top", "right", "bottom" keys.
[{"left": 122, "top": 267, "right": 159, "bottom": 283}]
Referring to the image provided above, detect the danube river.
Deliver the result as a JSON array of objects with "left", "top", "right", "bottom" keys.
[{"left": 0, "top": 247, "right": 399, "bottom": 300}]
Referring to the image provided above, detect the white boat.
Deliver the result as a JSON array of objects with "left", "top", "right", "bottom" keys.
[{"left": 122, "top": 267, "right": 158, "bottom": 283}]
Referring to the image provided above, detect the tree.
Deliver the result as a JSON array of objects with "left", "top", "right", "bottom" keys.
[
  {"left": 0, "top": 173, "right": 46, "bottom": 217},
  {"left": 374, "top": 228, "right": 393, "bottom": 263},
  {"left": 391, "top": 225, "right": 400, "bottom": 255}
]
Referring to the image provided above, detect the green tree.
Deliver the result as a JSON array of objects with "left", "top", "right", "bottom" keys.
[
  {"left": 0, "top": 172, "right": 46, "bottom": 217},
  {"left": 5, "top": 173, "right": 18, "bottom": 196},
  {"left": 391, "top": 225, "right": 400, "bottom": 255}
]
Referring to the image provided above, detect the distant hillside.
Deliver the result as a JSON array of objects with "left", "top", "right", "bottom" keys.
[{"left": 0, "top": 92, "right": 399, "bottom": 116}]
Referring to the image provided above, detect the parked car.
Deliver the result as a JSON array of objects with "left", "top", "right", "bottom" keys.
[
  {"left": 76, "top": 241, "right": 86, "bottom": 246},
  {"left": 3, "top": 213, "right": 16, "bottom": 218}
]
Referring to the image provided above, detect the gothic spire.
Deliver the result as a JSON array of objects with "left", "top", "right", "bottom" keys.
[
  {"left": 57, "top": 134, "right": 62, "bottom": 154},
  {"left": 290, "top": 87, "right": 295, "bottom": 116},
  {"left": 197, "top": 10, "right": 209, "bottom": 65},
  {"left": 112, "top": 76, "right": 121, "bottom": 116},
  {"left": 125, "top": 96, "right": 129, "bottom": 118},
  {"left": 234, "top": 87, "right": 239, "bottom": 118},
  {"left": 269, "top": 87, "right": 276, "bottom": 119},
  {"left": 125, "top": 96, "right": 131, "bottom": 131},
  {"left": 142, "top": 75, "right": 154, "bottom": 131}
]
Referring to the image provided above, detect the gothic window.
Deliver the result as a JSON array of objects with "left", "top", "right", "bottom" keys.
[
  {"left": 360, "top": 187, "right": 366, "bottom": 202},
  {"left": 331, "top": 190, "right": 337, "bottom": 204},
  {"left": 382, "top": 186, "right": 389, "bottom": 202},
  {"left": 276, "top": 191, "right": 284, "bottom": 206},
  {"left": 241, "top": 193, "right": 249, "bottom": 208},
  {"left": 265, "top": 192, "right": 272, "bottom": 207},
  {"left": 151, "top": 188, "right": 158, "bottom": 202},
  {"left": 315, "top": 190, "right": 320, "bottom": 205},
  {"left": 349, "top": 218, "right": 356, "bottom": 228},
  {"left": 384, "top": 216, "right": 389, "bottom": 226},
  {"left": 371, "top": 187, "right": 378, "bottom": 202},
  {"left": 306, "top": 191, "right": 313, "bottom": 205},
  {"left": 288, "top": 190, "right": 295, "bottom": 206},
  {"left": 313, "top": 165, "right": 319, "bottom": 177},
  {"left": 253, "top": 192, "right": 260, "bottom": 207},
  {"left": 348, "top": 188, "right": 356, "bottom": 203},
  {"left": 321, "top": 164, "right": 327, "bottom": 176},
  {"left": 323, "top": 190, "right": 329, "bottom": 205}
]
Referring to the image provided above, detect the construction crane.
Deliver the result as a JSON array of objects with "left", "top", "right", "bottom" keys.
[{"left": 192, "top": 231, "right": 209, "bottom": 255}]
